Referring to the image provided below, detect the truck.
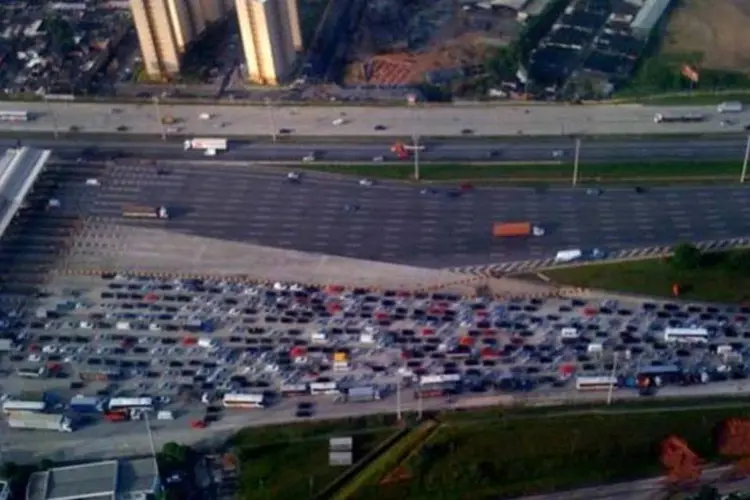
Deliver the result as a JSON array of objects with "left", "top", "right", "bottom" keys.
[
  {"left": 69, "top": 396, "right": 103, "bottom": 413},
  {"left": 653, "top": 113, "right": 705, "bottom": 124},
  {"left": 717, "top": 101, "right": 743, "bottom": 113},
  {"left": 493, "top": 221, "right": 545, "bottom": 237},
  {"left": 7, "top": 411, "right": 74, "bottom": 432},
  {"left": 183, "top": 138, "right": 228, "bottom": 156},
  {"left": 122, "top": 205, "right": 169, "bottom": 219},
  {"left": 341, "top": 386, "right": 380, "bottom": 403},
  {"left": 2, "top": 400, "right": 46, "bottom": 414}
]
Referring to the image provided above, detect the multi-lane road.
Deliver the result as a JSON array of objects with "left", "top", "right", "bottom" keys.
[
  {"left": 37, "top": 161, "right": 750, "bottom": 268},
  {"left": 1, "top": 101, "right": 749, "bottom": 137},
  {"left": 3, "top": 136, "right": 750, "bottom": 164}
]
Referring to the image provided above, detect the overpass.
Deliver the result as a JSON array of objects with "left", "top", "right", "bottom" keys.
[{"left": 0, "top": 147, "right": 52, "bottom": 240}]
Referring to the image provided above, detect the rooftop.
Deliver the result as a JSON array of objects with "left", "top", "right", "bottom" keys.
[{"left": 26, "top": 457, "right": 160, "bottom": 500}]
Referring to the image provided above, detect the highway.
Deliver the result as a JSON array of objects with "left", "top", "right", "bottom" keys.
[
  {"left": 41, "top": 161, "right": 750, "bottom": 268},
  {"left": 2, "top": 136, "right": 750, "bottom": 164},
  {"left": 1, "top": 101, "right": 748, "bottom": 137}
]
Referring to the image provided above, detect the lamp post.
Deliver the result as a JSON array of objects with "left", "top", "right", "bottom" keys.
[
  {"left": 44, "top": 97, "right": 59, "bottom": 140},
  {"left": 265, "top": 98, "right": 277, "bottom": 143},
  {"left": 571, "top": 136, "right": 581, "bottom": 187},
  {"left": 741, "top": 134, "right": 750, "bottom": 184},
  {"left": 412, "top": 134, "right": 421, "bottom": 181},
  {"left": 152, "top": 97, "right": 166, "bottom": 141}
]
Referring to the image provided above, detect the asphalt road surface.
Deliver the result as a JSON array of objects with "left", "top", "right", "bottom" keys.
[
  {"left": 3, "top": 136, "right": 750, "bottom": 164},
  {"left": 0, "top": 102, "right": 747, "bottom": 137},
  {"left": 66, "top": 162, "right": 750, "bottom": 267}
]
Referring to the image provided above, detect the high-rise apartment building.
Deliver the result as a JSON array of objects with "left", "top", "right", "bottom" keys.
[
  {"left": 130, "top": 0, "right": 224, "bottom": 78},
  {"left": 235, "top": 0, "right": 303, "bottom": 85}
]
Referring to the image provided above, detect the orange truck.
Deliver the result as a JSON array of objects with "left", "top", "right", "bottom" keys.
[{"left": 493, "top": 221, "right": 545, "bottom": 237}]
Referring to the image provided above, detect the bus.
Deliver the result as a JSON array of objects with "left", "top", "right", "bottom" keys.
[
  {"left": 0, "top": 110, "right": 30, "bottom": 122},
  {"left": 662, "top": 327, "right": 709, "bottom": 344},
  {"left": 107, "top": 397, "right": 154, "bottom": 410},
  {"left": 575, "top": 376, "right": 618, "bottom": 391},
  {"left": 310, "top": 382, "right": 339, "bottom": 395},
  {"left": 2, "top": 400, "right": 46, "bottom": 414},
  {"left": 222, "top": 393, "right": 265, "bottom": 409}
]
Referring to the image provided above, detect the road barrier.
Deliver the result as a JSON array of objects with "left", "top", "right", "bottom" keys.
[{"left": 449, "top": 237, "right": 750, "bottom": 277}]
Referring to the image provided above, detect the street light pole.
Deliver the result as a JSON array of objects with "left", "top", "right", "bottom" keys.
[
  {"left": 144, "top": 413, "right": 161, "bottom": 482},
  {"left": 45, "top": 97, "right": 59, "bottom": 140},
  {"left": 396, "top": 380, "right": 402, "bottom": 421},
  {"left": 572, "top": 137, "right": 581, "bottom": 187},
  {"left": 741, "top": 134, "right": 750, "bottom": 183},
  {"left": 606, "top": 353, "right": 619, "bottom": 406},
  {"left": 265, "top": 98, "right": 277, "bottom": 143},
  {"left": 152, "top": 97, "right": 166, "bottom": 141},
  {"left": 412, "top": 134, "right": 421, "bottom": 181}
]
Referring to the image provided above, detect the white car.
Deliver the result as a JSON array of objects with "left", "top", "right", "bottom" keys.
[
  {"left": 552, "top": 150, "right": 564, "bottom": 158},
  {"left": 359, "top": 178, "right": 374, "bottom": 187},
  {"left": 302, "top": 154, "right": 316, "bottom": 162},
  {"left": 27, "top": 353, "right": 41, "bottom": 362},
  {"left": 372, "top": 156, "right": 384, "bottom": 162},
  {"left": 287, "top": 171, "right": 301, "bottom": 180}
]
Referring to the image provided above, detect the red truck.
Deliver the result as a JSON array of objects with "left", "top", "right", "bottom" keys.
[
  {"left": 103, "top": 409, "right": 129, "bottom": 422},
  {"left": 492, "top": 221, "right": 545, "bottom": 237}
]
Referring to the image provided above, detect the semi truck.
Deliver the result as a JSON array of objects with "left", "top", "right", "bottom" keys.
[
  {"left": 340, "top": 386, "right": 381, "bottom": 403},
  {"left": 717, "top": 101, "right": 743, "bottom": 113},
  {"left": 653, "top": 113, "right": 705, "bottom": 124},
  {"left": 122, "top": 205, "right": 169, "bottom": 219},
  {"left": 183, "top": 138, "right": 228, "bottom": 156},
  {"left": 493, "top": 221, "right": 545, "bottom": 237},
  {"left": 7, "top": 411, "right": 74, "bottom": 432},
  {"left": 69, "top": 396, "right": 103, "bottom": 413}
]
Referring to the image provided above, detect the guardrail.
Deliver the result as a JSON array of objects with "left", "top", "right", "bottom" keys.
[{"left": 449, "top": 237, "right": 750, "bottom": 277}]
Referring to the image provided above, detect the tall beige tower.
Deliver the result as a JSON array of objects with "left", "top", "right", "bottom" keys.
[
  {"left": 130, "top": 0, "right": 224, "bottom": 78},
  {"left": 235, "top": 0, "right": 303, "bottom": 85}
]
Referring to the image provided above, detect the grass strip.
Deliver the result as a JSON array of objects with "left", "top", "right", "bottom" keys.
[
  {"left": 331, "top": 420, "right": 439, "bottom": 500},
  {"left": 544, "top": 248, "right": 750, "bottom": 303},
  {"left": 296, "top": 160, "right": 747, "bottom": 183}
]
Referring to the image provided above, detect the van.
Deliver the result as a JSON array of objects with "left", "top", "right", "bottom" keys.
[
  {"left": 717, "top": 101, "right": 743, "bottom": 113},
  {"left": 115, "top": 321, "right": 131, "bottom": 331},
  {"left": 157, "top": 410, "right": 174, "bottom": 420}
]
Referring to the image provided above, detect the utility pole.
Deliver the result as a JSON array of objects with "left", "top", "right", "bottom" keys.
[
  {"left": 571, "top": 136, "right": 581, "bottom": 187},
  {"left": 417, "top": 390, "right": 423, "bottom": 420},
  {"left": 152, "top": 97, "right": 166, "bottom": 141},
  {"left": 396, "top": 380, "right": 402, "bottom": 421},
  {"left": 45, "top": 97, "right": 59, "bottom": 140},
  {"left": 606, "top": 352, "right": 619, "bottom": 406},
  {"left": 741, "top": 134, "right": 750, "bottom": 183},
  {"left": 265, "top": 98, "right": 277, "bottom": 143},
  {"left": 144, "top": 413, "right": 161, "bottom": 481},
  {"left": 412, "top": 134, "right": 421, "bottom": 181}
]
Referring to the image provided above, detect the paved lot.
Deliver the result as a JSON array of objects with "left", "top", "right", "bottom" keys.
[
  {"left": 44, "top": 161, "right": 750, "bottom": 268},
  {"left": 0, "top": 102, "right": 747, "bottom": 137}
]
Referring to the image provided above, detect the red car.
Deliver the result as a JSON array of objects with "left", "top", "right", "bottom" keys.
[{"left": 459, "top": 183, "right": 474, "bottom": 192}]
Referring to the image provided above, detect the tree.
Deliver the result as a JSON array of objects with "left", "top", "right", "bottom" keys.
[
  {"left": 158, "top": 442, "right": 191, "bottom": 469},
  {"left": 717, "top": 418, "right": 750, "bottom": 477},
  {"left": 45, "top": 15, "right": 75, "bottom": 55},
  {"left": 729, "top": 251, "right": 750, "bottom": 273},
  {"left": 671, "top": 243, "right": 703, "bottom": 270}
]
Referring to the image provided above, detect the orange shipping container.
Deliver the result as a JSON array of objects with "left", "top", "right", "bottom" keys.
[{"left": 493, "top": 222, "right": 531, "bottom": 237}]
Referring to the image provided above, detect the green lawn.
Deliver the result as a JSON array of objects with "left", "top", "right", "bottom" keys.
[
  {"left": 297, "top": 160, "right": 746, "bottom": 184},
  {"left": 615, "top": 92, "right": 750, "bottom": 105},
  {"left": 231, "top": 415, "right": 399, "bottom": 500},
  {"left": 545, "top": 249, "right": 750, "bottom": 303},
  {"left": 350, "top": 406, "right": 750, "bottom": 500}
]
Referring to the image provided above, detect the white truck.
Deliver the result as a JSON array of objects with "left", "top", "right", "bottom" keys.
[
  {"left": 122, "top": 205, "right": 169, "bottom": 220},
  {"left": 7, "top": 411, "right": 74, "bottom": 432},
  {"left": 717, "top": 101, "right": 743, "bottom": 113},
  {"left": 183, "top": 138, "right": 228, "bottom": 156}
]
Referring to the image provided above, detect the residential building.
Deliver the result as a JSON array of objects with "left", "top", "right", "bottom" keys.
[
  {"left": 235, "top": 0, "right": 303, "bottom": 85},
  {"left": 130, "top": 0, "right": 226, "bottom": 78}
]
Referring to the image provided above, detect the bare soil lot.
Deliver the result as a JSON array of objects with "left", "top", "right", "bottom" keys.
[{"left": 660, "top": 0, "right": 750, "bottom": 73}]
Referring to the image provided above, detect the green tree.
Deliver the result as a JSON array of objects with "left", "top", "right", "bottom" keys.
[
  {"left": 158, "top": 442, "right": 192, "bottom": 469},
  {"left": 45, "top": 15, "right": 75, "bottom": 54},
  {"left": 671, "top": 243, "right": 703, "bottom": 270}
]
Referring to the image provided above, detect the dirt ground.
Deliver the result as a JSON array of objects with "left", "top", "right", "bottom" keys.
[{"left": 660, "top": 0, "right": 750, "bottom": 73}]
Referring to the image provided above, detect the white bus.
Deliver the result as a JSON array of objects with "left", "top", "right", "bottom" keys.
[
  {"left": 222, "top": 393, "right": 265, "bottom": 409},
  {"left": 310, "top": 382, "right": 339, "bottom": 395},
  {"left": 2, "top": 400, "right": 46, "bottom": 414},
  {"left": 662, "top": 327, "right": 709, "bottom": 344},
  {"left": 419, "top": 374, "right": 461, "bottom": 386},
  {"left": 108, "top": 397, "right": 154, "bottom": 410},
  {"left": 0, "top": 110, "right": 29, "bottom": 122},
  {"left": 575, "top": 376, "right": 618, "bottom": 391}
]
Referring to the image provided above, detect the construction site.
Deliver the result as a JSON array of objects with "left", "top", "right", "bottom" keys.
[{"left": 341, "top": 0, "right": 524, "bottom": 86}]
